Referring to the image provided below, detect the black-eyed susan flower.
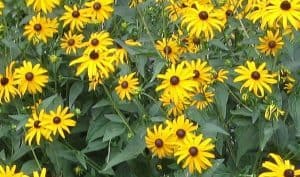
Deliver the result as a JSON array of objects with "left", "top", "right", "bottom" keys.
[
  {"left": 165, "top": 1, "right": 188, "bottom": 22},
  {"left": 174, "top": 133, "right": 215, "bottom": 174},
  {"left": 246, "top": 0, "right": 269, "bottom": 26},
  {"left": 23, "top": 13, "right": 58, "bottom": 44},
  {"left": 129, "top": 0, "right": 143, "bottom": 8},
  {"left": 264, "top": 102, "right": 285, "bottom": 121},
  {"left": 181, "top": 3, "right": 223, "bottom": 40},
  {"left": 156, "top": 37, "right": 182, "bottom": 64},
  {"left": 182, "top": 35, "right": 202, "bottom": 53},
  {"left": 25, "top": 0, "right": 60, "bottom": 13},
  {"left": 85, "top": 31, "right": 114, "bottom": 52},
  {"left": 191, "top": 85, "right": 214, "bottom": 110},
  {"left": 185, "top": 59, "right": 213, "bottom": 85},
  {"left": 0, "top": 1, "right": 4, "bottom": 15},
  {"left": 69, "top": 49, "right": 115, "bottom": 80},
  {"left": 60, "top": 31, "right": 85, "bottom": 55},
  {"left": 44, "top": 105, "right": 76, "bottom": 139},
  {"left": 258, "top": 153, "right": 300, "bottom": 177},
  {"left": 15, "top": 61, "right": 49, "bottom": 95},
  {"left": 0, "top": 62, "right": 20, "bottom": 104},
  {"left": 84, "top": 0, "right": 114, "bottom": 23},
  {"left": 212, "top": 69, "right": 228, "bottom": 83},
  {"left": 88, "top": 75, "right": 103, "bottom": 91},
  {"left": 234, "top": 61, "right": 277, "bottom": 97},
  {"left": 33, "top": 168, "right": 47, "bottom": 177},
  {"left": 0, "top": 165, "right": 28, "bottom": 177},
  {"left": 159, "top": 92, "right": 189, "bottom": 117},
  {"left": 145, "top": 124, "right": 174, "bottom": 159},
  {"left": 156, "top": 63, "right": 198, "bottom": 103},
  {"left": 166, "top": 115, "right": 198, "bottom": 143},
  {"left": 25, "top": 110, "right": 52, "bottom": 145},
  {"left": 115, "top": 72, "right": 139, "bottom": 101},
  {"left": 257, "top": 30, "right": 284, "bottom": 56},
  {"left": 60, "top": 5, "right": 90, "bottom": 32}
]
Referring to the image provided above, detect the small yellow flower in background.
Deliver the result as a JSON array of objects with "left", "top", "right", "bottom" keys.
[
  {"left": 257, "top": 30, "right": 284, "bottom": 56},
  {"left": 0, "top": 1, "right": 4, "bottom": 15},
  {"left": 49, "top": 54, "right": 59, "bottom": 63},
  {"left": 44, "top": 105, "right": 76, "bottom": 139},
  {"left": 129, "top": 0, "right": 143, "bottom": 8},
  {"left": 174, "top": 133, "right": 215, "bottom": 174},
  {"left": 60, "top": 5, "right": 90, "bottom": 32},
  {"left": 264, "top": 102, "right": 285, "bottom": 121},
  {"left": 61, "top": 31, "right": 85, "bottom": 55},
  {"left": 156, "top": 37, "right": 182, "bottom": 64},
  {"left": 184, "top": 59, "right": 213, "bottom": 85},
  {"left": 28, "top": 99, "right": 42, "bottom": 114},
  {"left": 114, "top": 41, "right": 128, "bottom": 65},
  {"left": 88, "top": 75, "right": 103, "bottom": 91},
  {"left": 212, "top": 69, "right": 229, "bottom": 83},
  {"left": 25, "top": 0, "right": 60, "bottom": 13},
  {"left": 85, "top": 31, "right": 114, "bottom": 53},
  {"left": 258, "top": 153, "right": 300, "bottom": 177},
  {"left": 0, "top": 62, "right": 20, "bottom": 104},
  {"left": 15, "top": 61, "right": 49, "bottom": 95},
  {"left": 115, "top": 72, "right": 139, "bottom": 101},
  {"left": 125, "top": 39, "right": 142, "bottom": 47},
  {"left": 84, "top": 0, "right": 114, "bottom": 23},
  {"left": 191, "top": 85, "right": 215, "bottom": 110},
  {"left": 180, "top": 35, "right": 202, "bottom": 54},
  {"left": 23, "top": 14, "right": 58, "bottom": 44},
  {"left": 234, "top": 61, "right": 277, "bottom": 97},
  {"left": 0, "top": 165, "right": 28, "bottom": 177},
  {"left": 25, "top": 110, "right": 52, "bottom": 145},
  {"left": 145, "top": 124, "right": 174, "bottom": 159},
  {"left": 159, "top": 92, "right": 189, "bottom": 117},
  {"left": 33, "top": 168, "right": 47, "bottom": 177},
  {"left": 278, "top": 68, "right": 296, "bottom": 94}
]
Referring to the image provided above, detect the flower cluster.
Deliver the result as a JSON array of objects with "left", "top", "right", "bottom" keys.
[{"left": 0, "top": 165, "right": 46, "bottom": 177}]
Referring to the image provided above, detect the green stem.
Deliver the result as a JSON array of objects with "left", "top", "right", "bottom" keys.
[
  {"left": 31, "top": 147, "right": 42, "bottom": 170},
  {"left": 224, "top": 84, "right": 253, "bottom": 112}
]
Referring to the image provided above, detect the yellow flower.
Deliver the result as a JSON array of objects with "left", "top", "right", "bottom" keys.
[
  {"left": 257, "top": 30, "right": 284, "bottom": 56},
  {"left": 174, "top": 133, "right": 215, "bottom": 174},
  {"left": 156, "top": 37, "right": 182, "bottom": 64},
  {"left": 264, "top": 102, "right": 285, "bottom": 121},
  {"left": 33, "top": 168, "right": 47, "bottom": 177},
  {"left": 159, "top": 92, "right": 189, "bottom": 117},
  {"left": 15, "top": 61, "right": 49, "bottom": 95},
  {"left": 212, "top": 69, "right": 228, "bottom": 83},
  {"left": 23, "top": 13, "right": 58, "bottom": 44},
  {"left": 145, "top": 124, "right": 174, "bottom": 159},
  {"left": 60, "top": 31, "right": 85, "bottom": 54},
  {"left": 246, "top": 0, "right": 269, "bottom": 25},
  {"left": 60, "top": 5, "right": 90, "bottom": 32},
  {"left": 84, "top": 0, "right": 114, "bottom": 23},
  {"left": 234, "top": 61, "right": 277, "bottom": 97},
  {"left": 0, "top": 62, "right": 20, "bottom": 104},
  {"left": 191, "top": 85, "right": 214, "bottom": 110},
  {"left": 125, "top": 39, "right": 142, "bottom": 47},
  {"left": 25, "top": 0, "right": 60, "bottom": 13},
  {"left": 115, "top": 72, "right": 139, "bottom": 100},
  {"left": 25, "top": 110, "right": 52, "bottom": 145},
  {"left": 0, "top": 165, "right": 28, "bottom": 177},
  {"left": 114, "top": 42, "right": 128, "bottom": 65},
  {"left": 88, "top": 75, "right": 103, "bottom": 91},
  {"left": 85, "top": 31, "right": 114, "bottom": 53},
  {"left": 185, "top": 59, "right": 213, "bottom": 85},
  {"left": 44, "top": 105, "right": 76, "bottom": 139},
  {"left": 180, "top": 35, "right": 202, "bottom": 53},
  {"left": 259, "top": 153, "right": 300, "bottom": 177},
  {"left": 129, "top": 0, "right": 143, "bottom": 8},
  {"left": 0, "top": 1, "right": 4, "bottom": 15}
]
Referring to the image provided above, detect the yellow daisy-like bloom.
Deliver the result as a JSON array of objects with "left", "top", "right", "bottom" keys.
[
  {"left": 84, "top": 0, "right": 114, "bottom": 23},
  {"left": 156, "top": 38, "right": 182, "bottom": 64},
  {"left": 174, "top": 133, "right": 215, "bottom": 174},
  {"left": 165, "top": 1, "right": 188, "bottom": 22},
  {"left": 215, "top": 2, "right": 236, "bottom": 25},
  {"left": 212, "top": 69, "right": 229, "bottom": 83},
  {"left": 145, "top": 124, "right": 174, "bottom": 159},
  {"left": 181, "top": 3, "right": 223, "bottom": 40},
  {"left": 115, "top": 72, "right": 139, "bottom": 100},
  {"left": 264, "top": 103, "right": 285, "bottom": 121},
  {"left": 25, "top": 0, "right": 60, "bottom": 13},
  {"left": 259, "top": 153, "right": 300, "bottom": 177},
  {"left": 166, "top": 115, "right": 198, "bottom": 144},
  {"left": 257, "top": 30, "right": 284, "bottom": 56},
  {"left": 60, "top": 31, "right": 85, "bottom": 55},
  {"left": 69, "top": 49, "right": 115, "bottom": 80},
  {"left": 0, "top": 165, "right": 28, "bottom": 177},
  {"left": 85, "top": 31, "right": 114, "bottom": 53},
  {"left": 181, "top": 35, "right": 202, "bottom": 54},
  {"left": 185, "top": 59, "right": 213, "bottom": 85},
  {"left": 159, "top": 92, "right": 189, "bottom": 117},
  {"left": 246, "top": 0, "right": 269, "bottom": 25},
  {"left": 264, "top": 0, "right": 300, "bottom": 29},
  {"left": 23, "top": 13, "right": 58, "bottom": 44},
  {"left": 25, "top": 110, "right": 52, "bottom": 145},
  {"left": 0, "top": 1, "right": 4, "bottom": 15},
  {"left": 44, "top": 105, "right": 76, "bottom": 139},
  {"left": 233, "top": 61, "right": 277, "bottom": 97},
  {"left": 284, "top": 82, "right": 294, "bottom": 94},
  {"left": 60, "top": 5, "right": 90, "bottom": 32},
  {"left": 114, "top": 42, "right": 128, "bottom": 65},
  {"left": 0, "top": 62, "right": 20, "bottom": 103},
  {"left": 191, "top": 85, "right": 214, "bottom": 110},
  {"left": 88, "top": 74, "right": 103, "bottom": 91},
  {"left": 15, "top": 61, "right": 49, "bottom": 95},
  {"left": 129, "top": 0, "right": 143, "bottom": 8},
  {"left": 33, "top": 168, "right": 47, "bottom": 177}
]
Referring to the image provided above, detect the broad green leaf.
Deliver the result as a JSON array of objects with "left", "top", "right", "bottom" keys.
[
  {"left": 92, "top": 99, "right": 110, "bottom": 109},
  {"left": 82, "top": 140, "right": 108, "bottom": 153},
  {"left": 75, "top": 151, "right": 87, "bottom": 170},
  {"left": 38, "top": 94, "right": 58, "bottom": 111},
  {"left": 215, "top": 83, "right": 229, "bottom": 119},
  {"left": 69, "top": 81, "right": 84, "bottom": 107},
  {"left": 209, "top": 39, "right": 229, "bottom": 51},
  {"left": 288, "top": 95, "right": 300, "bottom": 137},
  {"left": 21, "top": 160, "right": 39, "bottom": 174},
  {"left": 103, "top": 123, "right": 126, "bottom": 141}
]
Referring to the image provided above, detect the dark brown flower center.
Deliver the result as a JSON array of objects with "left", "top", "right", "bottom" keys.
[
  {"left": 268, "top": 40, "right": 276, "bottom": 48},
  {"left": 281, "top": 1, "right": 291, "bottom": 10},
  {"left": 72, "top": 10, "right": 80, "bottom": 18},
  {"left": 163, "top": 46, "right": 172, "bottom": 55},
  {"left": 34, "top": 120, "right": 41, "bottom": 128},
  {"left": 189, "top": 146, "right": 198, "bottom": 156},
  {"left": 199, "top": 11, "right": 208, "bottom": 20},
  {"left": 93, "top": 2, "right": 101, "bottom": 10},
  {"left": 226, "top": 10, "right": 233, "bottom": 16},
  {"left": 193, "top": 38, "right": 200, "bottom": 45},
  {"left": 0, "top": 77, "right": 9, "bottom": 86},
  {"left": 155, "top": 138, "right": 163, "bottom": 148},
  {"left": 34, "top": 24, "right": 42, "bottom": 31},
  {"left": 191, "top": 4, "right": 197, "bottom": 9},
  {"left": 68, "top": 39, "right": 75, "bottom": 46},
  {"left": 89, "top": 51, "right": 99, "bottom": 60},
  {"left": 53, "top": 116, "right": 61, "bottom": 124},
  {"left": 251, "top": 71, "right": 260, "bottom": 80},
  {"left": 284, "top": 169, "right": 294, "bottom": 177},
  {"left": 176, "top": 129, "right": 186, "bottom": 138},
  {"left": 170, "top": 76, "right": 180, "bottom": 85},
  {"left": 25, "top": 72, "right": 34, "bottom": 81},
  {"left": 91, "top": 39, "right": 99, "bottom": 46},
  {"left": 121, "top": 81, "right": 129, "bottom": 89},
  {"left": 193, "top": 70, "right": 200, "bottom": 79}
]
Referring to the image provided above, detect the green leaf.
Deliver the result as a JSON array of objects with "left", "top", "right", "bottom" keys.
[
  {"left": 288, "top": 95, "right": 300, "bottom": 137},
  {"left": 92, "top": 99, "right": 110, "bottom": 109},
  {"left": 82, "top": 140, "right": 108, "bottom": 153},
  {"left": 209, "top": 39, "right": 229, "bottom": 51},
  {"left": 259, "top": 121, "right": 278, "bottom": 151},
  {"left": 86, "top": 118, "right": 109, "bottom": 142},
  {"left": 215, "top": 83, "right": 229, "bottom": 119},
  {"left": 103, "top": 123, "right": 126, "bottom": 141},
  {"left": 75, "top": 151, "right": 87, "bottom": 170},
  {"left": 69, "top": 81, "right": 84, "bottom": 107},
  {"left": 21, "top": 160, "right": 39, "bottom": 174},
  {"left": 38, "top": 94, "right": 58, "bottom": 111},
  {"left": 201, "top": 122, "right": 229, "bottom": 137},
  {"left": 10, "top": 144, "right": 30, "bottom": 162}
]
